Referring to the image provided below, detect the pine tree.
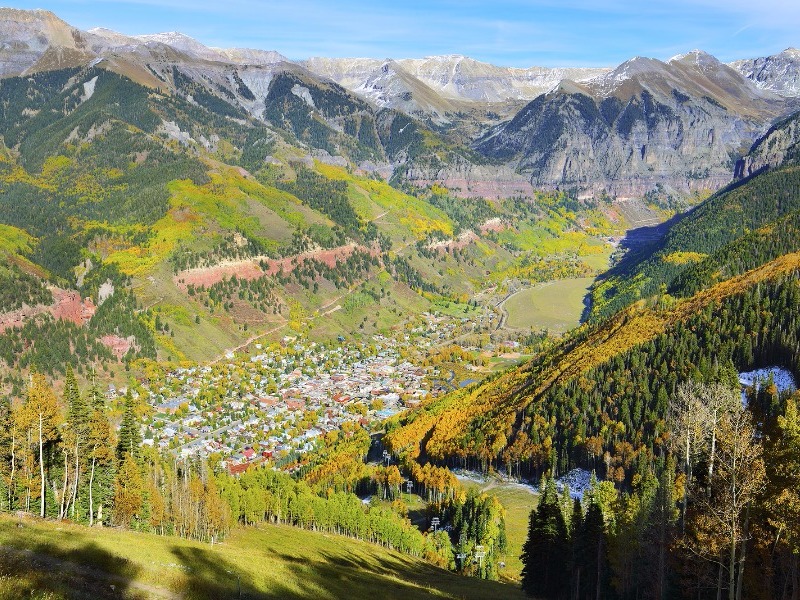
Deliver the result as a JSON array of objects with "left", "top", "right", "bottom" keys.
[
  {"left": 570, "top": 497, "right": 584, "bottom": 600},
  {"left": 577, "top": 499, "right": 608, "bottom": 600},
  {"left": 521, "top": 478, "right": 570, "bottom": 598},
  {"left": 116, "top": 389, "right": 141, "bottom": 461},
  {"left": 765, "top": 394, "right": 800, "bottom": 599},
  {"left": 0, "top": 394, "right": 13, "bottom": 511}
]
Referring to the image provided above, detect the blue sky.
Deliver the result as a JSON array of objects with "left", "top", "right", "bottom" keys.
[{"left": 10, "top": 0, "right": 799, "bottom": 67}]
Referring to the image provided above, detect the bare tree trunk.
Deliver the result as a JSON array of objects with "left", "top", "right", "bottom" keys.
[
  {"left": 70, "top": 440, "right": 80, "bottom": 518},
  {"left": 8, "top": 432, "right": 15, "bottom": 511},
  {"left": 716, "top": 559, "right": 724, "bottom": 600},
  {"left": 89, "top": 455, "right": 96, "bottom": 527},
  {"left": 683, "top": 425, "right": 691, "bottom": 531},
  {"left": 59, "top": 450, "right": 68, "bottom": 519},
  {"left": 792, "top": 553, "right": 798, "bottom": 600},
  {"left": 39, "top": 413, "right": 45, "bottom": 518},
  {"left": 735, "top": 507, "right": 750, "bottom": 600},
  {"left": 709, "top": 409, "right": 718, "bottom": 494}
]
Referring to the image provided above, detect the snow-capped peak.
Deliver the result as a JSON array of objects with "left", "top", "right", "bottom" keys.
[
  {"left": 668, "top": 49, "right": 721, "bottom": 70},
  {"left": 133, "top": 31, "right": 226, "bottom": 62}
]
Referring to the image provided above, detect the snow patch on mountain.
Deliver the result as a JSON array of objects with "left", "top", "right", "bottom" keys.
[
  {"left": 556, "top": 469, "right": 595, "bottom": 499},
  {"left": 739, "top": 367, "right": 797, "bottom": 394},
  {"left": 730, "top": 48, "right": 800, "bottom": 97},
  {"left": 135, "top": 32, "right": 226, "bottom": 62}
]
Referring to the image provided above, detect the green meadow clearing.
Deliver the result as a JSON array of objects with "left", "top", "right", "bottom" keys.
[
  {"left": 0, "top": 514, "right": 525, "bottom": 600},
  {"left": 504, "top": 277, "right": 595, "bottom": 333}
]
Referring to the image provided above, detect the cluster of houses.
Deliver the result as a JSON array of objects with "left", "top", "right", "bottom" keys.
[{"left": 139, "top": 335, "right": 435, "bottom": 472}]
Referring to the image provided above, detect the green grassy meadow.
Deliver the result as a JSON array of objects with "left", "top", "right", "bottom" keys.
[
  {"left": 0, "top": 514, "right": 525, "bottom": 600},
  {"left": 457, "top": 476, "right": 537, "bottom": 583},
  {"left": 504, "top": 277, "right": 595, "bottom": 332}
]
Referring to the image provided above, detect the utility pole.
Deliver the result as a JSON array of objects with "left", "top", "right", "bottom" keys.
[
  {"left": 475, "top": 544, "right": 486, "bottom": 572},
  {"left": 431, "top": 517, "right": 440, "bottom": 533},
  {"left": 456, "top": 551, "right": 467, "bottom": 570}
]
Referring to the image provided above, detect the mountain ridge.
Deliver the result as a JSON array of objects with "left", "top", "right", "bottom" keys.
[{"left": 1, "top": 7, "right": 799, "bottom": 197}]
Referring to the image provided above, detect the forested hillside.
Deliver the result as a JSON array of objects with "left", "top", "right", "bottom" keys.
[
  {"left": 0, "top": 63, "right": 625, "bottom": 386},
  {"left": 375, "top": 124, "right": 800, "bottom": 598},
  {"left": 591, "top": 110, "right": 800, "bottom": 319}
]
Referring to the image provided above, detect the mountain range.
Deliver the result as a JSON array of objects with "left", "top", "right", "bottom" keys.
[{"left": 1, "top": 7, "right": 799, "bottom": 197}]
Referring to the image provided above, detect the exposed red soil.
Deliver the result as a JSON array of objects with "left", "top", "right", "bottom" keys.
[
  {"left": 0, "top": 287, "right": 95, "bottom": 333},
  {"left": 100, "top": 334, "right": 136, "bottom": 359},
  {"left": 174, "top": 244, "right": 371, "bottom": 290}
]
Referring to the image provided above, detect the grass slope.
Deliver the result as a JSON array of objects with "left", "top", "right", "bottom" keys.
[
  {"left": 0, "top": 514, "right": 524, "bottom": 600},
  {"left": 386, "top": 250, "right": 800, "bottom": 465},
  {"left": 504, "top": 277, "right": 594, "bottom": 332}
]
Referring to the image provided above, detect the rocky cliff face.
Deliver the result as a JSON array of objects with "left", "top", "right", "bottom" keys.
[
  {"left": 474, "top": 51, "right": 789, "bottom": 196},
  {"left": 730, "top": 48, "right": 800, "bottom": 97},
  {"left": 735, "top": 110, "right": 800, "bottom": 178},
  {"left": 303, "top": 55, "right": 609, "bottom": 113},
  {"left": 0, "top": 8, "right": 95, "bottom": 76}
]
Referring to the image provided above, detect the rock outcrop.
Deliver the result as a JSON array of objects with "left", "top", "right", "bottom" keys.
[
  {"left": 730, "top": 48, "right": 800, "bottom": 97},
  {"left": 474, "top": 51, "right": 789, "bottom": 196},
  {"left": 735, "top": 110, "right": 800, "bottom": 178}
]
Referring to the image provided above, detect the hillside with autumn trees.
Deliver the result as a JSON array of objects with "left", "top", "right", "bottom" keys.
[
  {"left": 3, "top": 9, "right": 800, "bottom": 599},
  {"left": 381, "top": 138, "right": 800, "bottom": 598}
]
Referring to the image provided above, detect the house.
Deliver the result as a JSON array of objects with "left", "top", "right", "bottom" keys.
[{"left": 227, "top": 462, "right": 251, "bottom": 476}]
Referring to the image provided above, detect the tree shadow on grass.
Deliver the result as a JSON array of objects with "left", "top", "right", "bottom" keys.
[
  {"left": 262, "top": 547, "right": 522, "bottom": 600},
  {"left": 171, "top": 544, "right": 274, "bottom": 600},
  {"left": 0, "top": 539, "right": 147, "bottom": 599}
]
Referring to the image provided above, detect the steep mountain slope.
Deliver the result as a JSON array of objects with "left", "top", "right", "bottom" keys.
[
  {"left": 591, "top": 108, "right": 800, "bottom": 319},
  {"left": 386, "top": 152, "right": 800, "bottom": 491},
  {"left": 2, "top": 8, "right": 797, "bottom": 200},
  {"left": 0, "top": 8, "right": 95, "bottom": 76},
  {"left": 735, "top": 107, "right": 800, "bottom": 177},
  {"left": 0, "top": 8, "right": 480, "bottom": 184},
  {"left": 475, "top": 51, "right": 789, "bottom": 196},
  {"left": 730, "top": 47, "right": 800, "bottom": 97},
  {"left": 400, "top": 55, "right": 608, "bottom": 103},
  {"left": 0, "top": 63, "right": 623, "bottom": 384}
]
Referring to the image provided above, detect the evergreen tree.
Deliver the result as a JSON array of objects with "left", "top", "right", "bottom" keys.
[
  {"left": 116, "top": 389, "right": 141, "bottom": 461},
  {"left": 569, "top": 497, "right": 584, "bottom": 599},
  {"left": 521, "top": 478, "right": 570, "bottom": 598},
  {"left": 0, "top": 394, "right": 12, "bottom": 511},
  {"left": 87, "top": 368, "right": 105, "bottom": 412},
  {"left": 766, "top": 393, "right": 800, "bottom": 600},
  {"left": 577, "top": 500, "right": 609, "bottom": 600}
]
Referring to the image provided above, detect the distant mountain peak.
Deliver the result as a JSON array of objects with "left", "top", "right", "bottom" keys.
[
  {"left": 730, "top": 47, "right": 800, "bottom": 97},
  {"left": 668, "top": 49, "right": 724, "bottom": 71}
]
